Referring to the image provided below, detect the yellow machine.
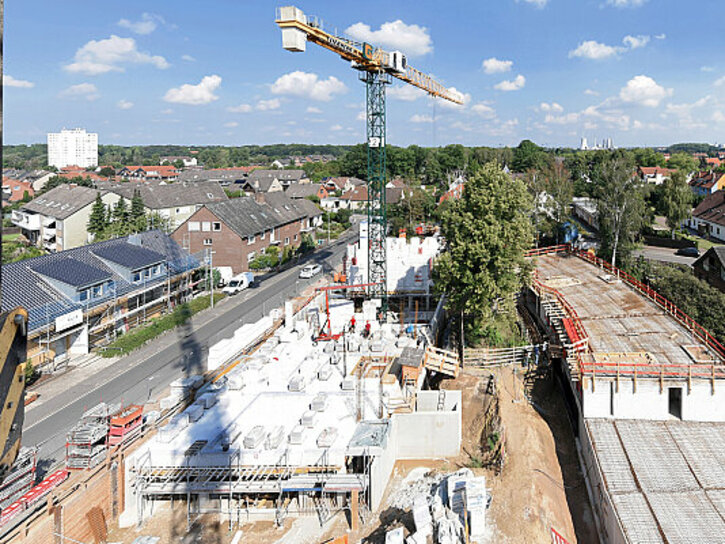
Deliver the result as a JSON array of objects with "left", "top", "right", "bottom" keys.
[{"left": 0, "top": 308, "right": 28, "bottom": 481}]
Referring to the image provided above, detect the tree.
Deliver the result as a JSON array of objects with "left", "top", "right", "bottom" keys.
[
  {"left": 130, "top": 189, "right": 146, "bottom": 230},
  {"left": 667, "top": 152, "right": 698, "bottom": 174},
  {"left": 87, "top": 193, "right": 108, "bottom": 236},
  {"left": 434, "top": 162, "right": 534, "bottom": 355},
  {"left": 661, "top": 171, "right": 693, "bottom": 238},
  {"left": 511, "top": 140, "right": 546, "bottom": 172},
  {"left": 113, "top": 197, "right": 129, "bottom": 223},
  {"left": 633, "top": 148, "right": 665, "bottom": 168},
  {"left": 594, "top": 156, "right": 646, "bottom": 268},
  {"left": 99, "top": 166, "right": 116, "bottom": 178}
]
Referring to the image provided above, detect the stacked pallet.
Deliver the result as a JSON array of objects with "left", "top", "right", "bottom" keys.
[
  {"left": 0, "top": 448, "right": 36, "bottom": 510},
  {"left": 65, "top": 402, "right": 118, "bottom": 470},
  {"left": 108, "top": 405, "right": 143, "bottom": 446}
]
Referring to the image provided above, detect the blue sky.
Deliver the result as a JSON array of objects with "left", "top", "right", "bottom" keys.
[{"left": 4, "top": 0, "right": 724, "bottom": 148}]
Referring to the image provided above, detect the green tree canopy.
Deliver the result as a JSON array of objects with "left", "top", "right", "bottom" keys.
[
  {"left": 662, "top": 171, "right": 693, "bottom": 237},
  {"left": 87, "top": 193, "right": 108, "bottom": 236},
  {"left": 667, "top": 152, "right": 699, "bottom": 173}
]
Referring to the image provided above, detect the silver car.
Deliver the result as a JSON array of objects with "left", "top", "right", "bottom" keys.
[{"left": 299, "top": 263, "right": 322, "bottom": 278}]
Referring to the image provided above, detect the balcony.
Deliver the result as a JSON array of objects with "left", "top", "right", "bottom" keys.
[
  {"left": 11, "top": 210, "right": 41, "bottom": 231},
  {"left": 42, "top": 216, "right": 56, "bottom": 228},
  {"left": 43, "top": 228, "right": 56, "bottom": 241}
]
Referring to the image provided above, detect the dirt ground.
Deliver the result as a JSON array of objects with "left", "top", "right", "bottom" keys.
[
  {"left": 443, "top": 367, "right": 598, "bottom": 544},
  {"left": 106, "top": 366, "right": 598, "bottom": 544}
]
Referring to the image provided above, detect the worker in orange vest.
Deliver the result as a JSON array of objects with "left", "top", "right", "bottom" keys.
[
  {"left": 363, "top": 321, "right": 371, "bottom": 338},
  {"left": 350, "top": 315, "right": 356, "bottom": 332}
]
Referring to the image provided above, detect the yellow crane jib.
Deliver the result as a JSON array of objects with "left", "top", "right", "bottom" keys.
[{"left": 275, "top": 6, "right": 463, "bottom": 105}]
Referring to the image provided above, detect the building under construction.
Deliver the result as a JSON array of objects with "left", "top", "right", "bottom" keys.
[
  {"left": 120, "top": 232, "right": 462, "bottom": 530},
  {"left": 526, "top": 246, "right": 725, "bottom": 543}
]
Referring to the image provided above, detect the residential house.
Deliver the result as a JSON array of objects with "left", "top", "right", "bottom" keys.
[
  {"left": 706, "top": 157, "right": 722, "bottom": 168},
  {"left": 2, "top": 169, "right": 54, "bottom": 192},
  {"left": 693, "top": 246, "right": 725, "bottom": 293},
  {"left": 57, "top": 165, "right": 108, "bottom": 183},
  {"left": 284, "top": 183, "right": 328, "bottom": 200},
  {"left": 160, "top": 156, "right": 198, "bottom": 167},
  {"left": 271, "top": 158, "right": 292, "bottom": 168},
  {"left": 98, "top": 180, "right": 228, "bottom": 231},
  {"left": 326, "top": 186, "right": 405, "bottom": 211},
  {"left": 439, "top": 175, "right": 465, "bottom": 204},
  {"left": 117, "top": 165, "right": 179, "bottom": 182},
  {"left": 0, "top": 230, "right": 199, "bottom": 367},
  {"left": 2, "top": 178, "right": 34, "bottom": 206},
  {"left": 245, "top": 169, "right": 308, "bottom": 192},
  {"left": 11, "top": 185, "right": 120, "bottom": 251},
  {"left": 638, "top": 166, "right": 677, "bottom": 185},
  {"left": 171, "top": 193, "right": 322, "bottom": 274},
  {"left": 177, "top": 167, "right": 255, "bottom": 186},
  {"left": 323, "top": 177, "right": 364, "bottom": 193},
  {"left": 687, "top": 190, "right": 725, "bottom": 241},
  {"left": 689, "top": 171, "right": 725, "bottom": 196}
]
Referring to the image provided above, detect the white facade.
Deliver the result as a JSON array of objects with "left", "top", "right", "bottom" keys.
[{"left": 47, "top": 128, "right": 98, "bottom": 168}]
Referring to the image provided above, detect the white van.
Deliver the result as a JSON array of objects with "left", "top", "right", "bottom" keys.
[
  {"left": 216, "top": 266, "right": 234, "bottom": 287},
  {"left": 222, "top": 272, "right": 255, "bottom": 295}
]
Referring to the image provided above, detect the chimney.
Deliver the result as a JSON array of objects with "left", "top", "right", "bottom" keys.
[{"left": 254, "top": 192, "right": 266, "bottom": 204}]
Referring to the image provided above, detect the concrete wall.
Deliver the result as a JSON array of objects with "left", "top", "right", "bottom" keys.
[
  {"left": 60, "top": 192, "right": 119, "bottom": 250},
  {"left": 582, "top": 377, "right": 725, "bottom": 422}
]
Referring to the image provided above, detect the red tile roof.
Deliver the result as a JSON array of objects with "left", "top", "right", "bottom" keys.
[
  {"left": 2, "top": 178, "right": 34, "bottom": 202},
  {"left": 693, "top": 190, "right": 725, "bottom": 227},
  {"left": 639, "top": 166, "right": 677, "bottom": 176}
]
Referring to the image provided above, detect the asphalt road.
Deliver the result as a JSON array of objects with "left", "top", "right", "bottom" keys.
[
  {"left": 22, "top": 231, "right": 357, "bottom": 475},
  {"left": 632, "top": 245, "right": 698, "bottom": 266}
]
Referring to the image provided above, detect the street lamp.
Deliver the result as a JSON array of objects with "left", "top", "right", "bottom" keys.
[{"left": 206, "top": 248, "right": 217, "bottom": 308}]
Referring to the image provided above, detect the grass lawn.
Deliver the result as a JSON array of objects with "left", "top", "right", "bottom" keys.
[{"left": 3, "top": 233, "right": 20, "bottom": 242}]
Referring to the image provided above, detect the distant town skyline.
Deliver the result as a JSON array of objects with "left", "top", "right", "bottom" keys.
[{"left": 4, "top": 0, "right": 724, "bottom": 148}]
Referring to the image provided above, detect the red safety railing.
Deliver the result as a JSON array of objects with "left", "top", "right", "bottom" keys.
[{"left": 526, "top": 244, "right": 725, "bottom": 380}]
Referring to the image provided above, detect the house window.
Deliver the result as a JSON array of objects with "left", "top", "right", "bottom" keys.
[
  {"left": 144, "top": 268, "right": 151, "bottom": 278},
  {"left": 207, "top": 193, "right": 214, "bottom": 199},
  {"left": 294, "top": 234, "right": 298, "bottom": 241},
  {"left": 202, "top": 222, "right": 211, "bottom": 232},
  {"left": 284, "top": 237, "right": 290, "bottom": 245},
  {"left": 188, "top": 221, "right": 200, "bottom": 232},
  {"left": 248, "top": 235, "right": 255, "bottom": 245},
  {"left": 92, "top": 284, "right": 103, "bottom": 298},
  {"left": 247, "top": 251, "right": 256, "bottom": 262},
  {"left": 203, "top": 238, "right": 213, "bottom": 246},
  {"left": 213, "top": 222, "right": 221, "bottom": 231},
  {"left": 261, "top": 230, "right": 266, "bottom": 240},
  {"left": 704, "top": 259, "right": 710, "bottom": 271},
  {"left": 133, "top": 272, "right": 141, "bottom": 282},
  {"left": 176, "top": 208, "right": 182, "bottom": 214},
  {"left": 79, "top": 290, "right": 88, "bottom": 302},
  {"left": 152, "top": 265, "right": 161, "bottom": 275}
]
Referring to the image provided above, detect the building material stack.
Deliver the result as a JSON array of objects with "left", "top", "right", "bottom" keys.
[
  {"left": 0, "top": 448, "right": 36, "bottom": 511},
  {"left": 65, "top": 402, "right": 118, "bottom": 470},
  {"left": 108, "top": 405, "right": 143, "bottom": 446}
]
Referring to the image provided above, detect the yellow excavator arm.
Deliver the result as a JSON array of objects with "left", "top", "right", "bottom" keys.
[{"left": 276, "top": 6, "right": 464, "bottom": 105}]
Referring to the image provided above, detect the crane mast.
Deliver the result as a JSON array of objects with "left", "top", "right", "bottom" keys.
[{"left": 276, "top": 6, "right": 463, "bottom": 318}]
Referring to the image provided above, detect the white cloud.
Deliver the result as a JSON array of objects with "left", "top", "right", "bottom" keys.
[
  {"left": 227, "top": 103, "right": 252, "bottom": 113},
  {"left": 224, "top": 121, "right": 239, "bottom": 128},
  {"left": 584, "top": 89, "right": 599, "bottom": 96},
  {"left": 619, "top": 75, "right": 672, "bottom": 107},
  {"left": 117, "top": 13, "right": 164, "bottom": 35},
  {"left": 494, "top": 75, "right": 526, "bottom": 91},
  {"left": 117, "top": 99, "right": 134, "bottom": 109},
  {"left": 330, "top": 124, "right": 343, "bottom": 131},
  {"left": 701, "top": 66, "right": 715, "bottom": 72},
  {"left": 161, "top": 108, "right": 173, "bottom": 114},
  {"left": 388, "top": 85, "right": 426, "bottom": 101},
  {"left": 665, "top": 95, "right": 711, "bottom": 116},
  {"left": 569, "top": 40, "right": 620, "bottom": 60},
  {"left": 713, "top": 111, "right": 725, "bottom": 123},
  {"left": 59, "top": 83, "right": 99, "bottom": 101},
  {"left": 3, "top": 75, "right": 34, "bottom": 88},
  {"left": 540, "top": 102, "right": 564, "bottom": 113},
  {"left": 306, "top": 106, "right": 322, "bottom": 114},
  {"left": 345, "top": 20, "right": 432, "bottom": 56},
  {"left": 570, "top": 34, "right": 651, "bottom": 60},
  {"left": 410, "top": 114, "right": 434, "bottom": 123},
  {"left": 606, "top": 0, "right": 647, "bottom": 7},
  {"left": 256, "top": 98, "right": 281, "bottom": 111},
  {"left": 356, "top": 111, "right": 366, "bottom": 121},
  {"left": 271, "top": 71, "right": 347, "bottom": 102},
  {"left": 545, "top": 112, "right": 580, "bottom": 125},
  {"left": 64, "top": 35, "right": 169, "bottom": 75},
  {"left": 181, "top": 54, "right": 196, "bottom": 62},
  {"left": 655, "top": 33, "right": 666, "bottom": 40},
  {"left": 163, "top": 75, "right": 221, "bottom": 105},
  {"left": 518, "top": 0, "right": 548, "bottom": 8},
  {"left": 482, "top": 57, "right": 513, "bottom": 74},
  {"left": 471, "top": 103, "right": 496, "bottom": 119},
  {"left": 715, "top": 75, "right": 725, "bottom": 87},
  {"left": 622, "top": 34, "right": 650, "bottom": 49}
]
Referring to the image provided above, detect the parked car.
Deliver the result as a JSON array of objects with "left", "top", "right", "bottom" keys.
[
  {"left": 222, "top": 272, "right": 255, "bottom": 295},
  {"left": 299, "top": 263, "right": 322, "bottom": 278},
  {"left": 675, "top": 246, "right": 700, "bottom": 257}
]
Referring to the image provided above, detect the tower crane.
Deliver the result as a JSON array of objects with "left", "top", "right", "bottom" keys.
[{"left": 276, "top": 6, "right": 463, "bottom": 318}]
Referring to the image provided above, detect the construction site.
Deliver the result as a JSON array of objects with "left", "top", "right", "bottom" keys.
[{"left": 526, "top": 245, "right": 725, "bottom": 543}]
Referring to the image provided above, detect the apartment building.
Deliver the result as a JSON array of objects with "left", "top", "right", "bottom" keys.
[{"left": 47, "top": 128, "right": 98, "bottom": 169}]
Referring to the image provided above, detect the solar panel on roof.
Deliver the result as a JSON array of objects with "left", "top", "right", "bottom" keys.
[
  {"left": 93, "top": 243, "right": 165, "bottom": 271},
  {"left": 32, "top": 258, "right": 111, "bottom": 288}
]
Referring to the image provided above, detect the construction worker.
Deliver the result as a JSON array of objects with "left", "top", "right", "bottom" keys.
[
  {"left": 350, "top": 315, "right": 356, "bottom": 333},
  {"left": 363, "top": 321, "right": 371, "bottom": 338}
]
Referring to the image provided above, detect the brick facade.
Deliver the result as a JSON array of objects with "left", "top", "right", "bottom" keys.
[{"left": 171, "top": 206, "right": 307, "bottom": 274}]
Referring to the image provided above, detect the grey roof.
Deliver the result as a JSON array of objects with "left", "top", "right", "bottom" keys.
[
  {"left": 98, "top": 180, "right": 227, "bottom": 209},
  {"left": 284, "top": 184, "right": 322, "bottom": 199},
  {"left": 248, "top": 169, "right": 306, "bottom": 185},
  {"left": 22, "top": 185, "right": 102, "bottom": 220},
  {"left": 32, "top": 258, "right": 112, "bottom": 288},
  {"left": 1, "top": 230, "right": 199, "bottom": 332},
  {"left": 92, "top": 243, "right": 166, "bottom": 271},
  {"left": 205, "top": 193, "right": 319, "bottom": 239},
  {"left": 177, "top": 169, "right": 247, "bottom": 184},
  {"left": 294, "top": 198, "right": 323, "bottom": 218},
  {"left": 694, "top": 246, "right": 725, "bottom": 270}
]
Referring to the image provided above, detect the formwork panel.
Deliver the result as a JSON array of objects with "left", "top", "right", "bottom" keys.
[
  {"left": 666, "top": 421, "right": 725, "bottom": 490},
  {"left": 610, "top": 492, "right": 664, "bottom": 544},
  {"left": 615, "top": 420, "right": 699, "bottom": 493},
  {"left": 705, "top": 489, "right": 725, "bottom": 520},
  {"left": 646, "top": 490, "right": 725, "bottom": 544},
  {"left": 586, "top": 419, "right": 637, "bottom": 494}
]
